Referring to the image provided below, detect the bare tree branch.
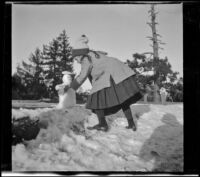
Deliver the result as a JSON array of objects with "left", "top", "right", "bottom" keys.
[
  {"left": 147, "top": 22, "right": 152, "bottom": 27},
  {"left": 159, "top": 42, "right": 166, "bottom": 45},
  {"left": 156, "top": 33, "right": 162, "bottom": 37},
  {"left": 146, "top": 36, "right": 153, "bottom": 39},
  {"left": 142, "top": 52, "right": 154, "bottom": 55}
]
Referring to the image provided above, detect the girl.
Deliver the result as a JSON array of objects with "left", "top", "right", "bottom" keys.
[{"left": 62, "top": 35, "right": 143, "bottom": 132}]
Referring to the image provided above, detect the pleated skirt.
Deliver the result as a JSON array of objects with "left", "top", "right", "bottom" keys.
[{"left": 86, "top": 75, "right": 143, "bottom": 116}]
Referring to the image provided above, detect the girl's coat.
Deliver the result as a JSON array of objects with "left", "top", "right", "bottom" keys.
[{"left": 71, "top": 52, "right": 136, "bottom": 94}]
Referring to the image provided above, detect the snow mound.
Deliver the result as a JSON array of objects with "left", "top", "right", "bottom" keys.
[
  {"left": 12, "top": 103, "right": 183, "bottom": 172},
  {"left": 12, "top": 108, "right": 52, "bottom": 120}
]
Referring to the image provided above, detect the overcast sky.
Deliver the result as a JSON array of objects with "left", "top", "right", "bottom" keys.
[{"left": 12, "top": 3, "right": 183, "bottom": 90}]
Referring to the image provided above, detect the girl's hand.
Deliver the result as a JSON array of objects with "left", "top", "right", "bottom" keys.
[
  {"left": 55, "top": 84, "right": 64, "bottom": 90},
  {"left": 58, "top": 85, "right": 69, "bottom": 95},
  {"left": 64, "top": 85, "right": 69, "bottom": 92}
]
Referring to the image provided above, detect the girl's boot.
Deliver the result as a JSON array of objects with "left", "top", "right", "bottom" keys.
[
  {"left": 87, "top": 110, "right": 109, "bottom": 132},
  {"left": 126, "top": 117, "right": 137, "bottom": 131}
]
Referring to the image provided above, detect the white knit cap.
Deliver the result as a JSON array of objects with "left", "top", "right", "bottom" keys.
[{"left": 72, "top": 35, "right": 90, "bottom": 57}]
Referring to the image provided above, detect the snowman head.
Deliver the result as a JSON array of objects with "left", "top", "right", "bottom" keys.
[{"left": 62, "top": 71, "right": 73, "bottom": 85}]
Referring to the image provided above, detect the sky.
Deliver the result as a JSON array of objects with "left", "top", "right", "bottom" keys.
[{"left": 12, "top": 3, "right": 183, "bottom": 91}]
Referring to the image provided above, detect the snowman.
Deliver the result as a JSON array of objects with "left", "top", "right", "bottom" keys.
[{"left": 55, "top": 71, "right": 76, "bottom": 109}]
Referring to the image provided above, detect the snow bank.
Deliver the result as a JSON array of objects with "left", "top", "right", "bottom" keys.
[
  {"left": 12, "top": 108, "right": 52, "bottom": 120},
  {"left": 12, "top": 103, "right": 183, "bottom": 172}
]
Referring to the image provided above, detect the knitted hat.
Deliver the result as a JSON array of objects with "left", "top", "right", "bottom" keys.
[{"left": 72, "top": 35, "right": 90, "bottom": 58}]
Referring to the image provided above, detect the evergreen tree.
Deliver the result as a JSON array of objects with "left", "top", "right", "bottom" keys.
[
  {"left": 57, "top": 30, "right": 73, "bottom": 72},
  {"left": 126, "top": 53, "right": 180, "bottom": 102},
  {"left": 41, "top": 30, "right": 72, "bottom": 98},
  {"left": 42, "top": 39, "right": 61, "bottom": 97},
  {"left": 146, "top": 4, "right": 165, "bottom": 103},
  {"left": 16, "top": 48, "right": 46, "bottom": 99},
  {"left": 14, "top": 30, "right": 72, "bottom": 100},
  {"left": 12, "top": 73, "right": 25, "bottom": 99},
  {"left": 126, "top": 5, "right": 181, "bottom": 103}
]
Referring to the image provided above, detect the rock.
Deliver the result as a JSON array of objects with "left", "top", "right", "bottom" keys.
[{"left": 12, "top": 116, "right": 40, "bottom": 145}]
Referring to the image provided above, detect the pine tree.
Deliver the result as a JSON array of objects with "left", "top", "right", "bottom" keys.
[
  {"left": 57, "top": 30, "right": 73, "bottom": 72},
  {"left": 15, "top": 48, "right": 46, "bottom": 99},
  {"left": 146, "top": 4, "right": 166, "bottom": 103},
  {"left": 41, "top": 30, "right": 72, "bottom": 98},
  {"left": 147, "top": 4, "right": 166, "bottom": 59},
  {"left": 42, "top": 39, "right": 60, "bottom": 98},
  {"left": 126, "top": 53, "right": 179, "bottom": 102},
  {"left": 126, "top": 5, "right": 182, "bottom": 103},
  {"left": 14, "top": 30, "right": 72, "bottom": 99},
  {"left": 29, "top": 48, "right": 44, "bottom": 84},
  {"left": 12, "top": 73, "right": 25, "bottom": 99}
]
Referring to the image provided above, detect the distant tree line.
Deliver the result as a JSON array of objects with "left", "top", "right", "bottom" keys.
[
  {"left": 12, "top": 30, "right": 183, "bottom": 103},
  {"left": 126, "top": 53, "right": 183, "bottom": 102},
  {"left": 12, "top": 30, "right": 84, "bottom": 101}
]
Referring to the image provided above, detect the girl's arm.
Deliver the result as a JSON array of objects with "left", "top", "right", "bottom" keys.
[{"left": 70, "top": 57, "right": 92, "bottom": 91}]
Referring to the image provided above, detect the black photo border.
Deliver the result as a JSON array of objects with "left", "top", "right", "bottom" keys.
[{"left": 2, "top": 1, "right": 200, "bottom": 176}]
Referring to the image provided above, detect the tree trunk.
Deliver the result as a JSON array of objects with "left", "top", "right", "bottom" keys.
[
  {"left": 153, "top": 83, "right": 160, "bottom": 104},
  {"left": 144, "top": 93, "right": 148, "bottom": 104},
  {"left": 148, "top": 5, "right": 161, "bottom": 103},
  {"left": 150, "top": 4, "right": 159, "bottom": 59}
]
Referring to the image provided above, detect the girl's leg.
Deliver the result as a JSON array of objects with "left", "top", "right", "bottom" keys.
[
  {"left": 87, "top": 109, "right": 108, "bottom": 132},
  {"left": 121, "top": 102, "right": 137, "bottom": 131},
  {"left": 96, "top": 109, "right": 107, "bottom": 126}
]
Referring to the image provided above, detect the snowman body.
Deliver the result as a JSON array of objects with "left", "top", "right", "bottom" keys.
[{"left": 56, "top": 72, "right": 76, "bottom": 109}]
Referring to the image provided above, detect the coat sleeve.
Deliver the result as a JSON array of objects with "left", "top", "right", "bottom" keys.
[{"left": 70, "top": 57, "right": 92, "bottom": 91}]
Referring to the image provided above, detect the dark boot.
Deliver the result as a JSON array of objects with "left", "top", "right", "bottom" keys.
[
  {"left": 96, "top": 123, "right": 109, "bottom": 132},
  {"left": 87, "top": 123, "right": 109, "bottom": 132},
  {"left": 126, "top": 118, "right": 137, "bottom": 131},
  {"left": 87, "top": 110, "right": 109, "bottom": 132},
  {"left": 122, "top": 103, "right": 137, "bottom": 131},
  {"left": 87, "top": 124, "right": 102, "bottom": 130}
]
